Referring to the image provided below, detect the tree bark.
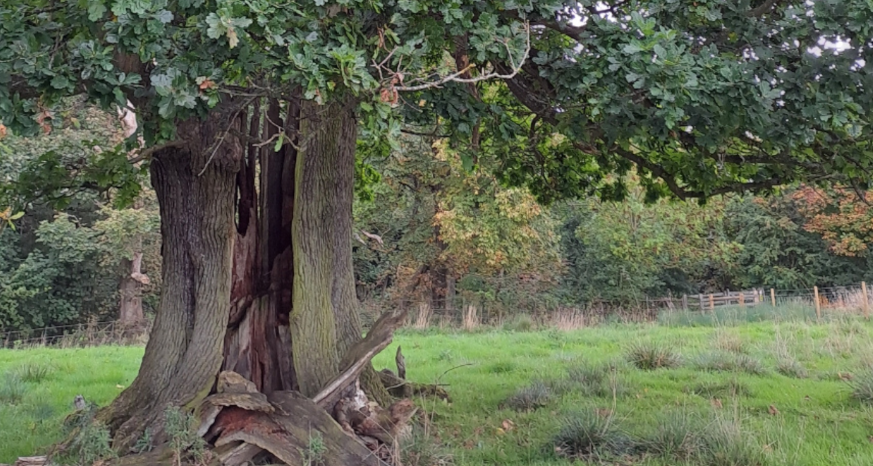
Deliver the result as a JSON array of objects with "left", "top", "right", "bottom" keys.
[
  {"left": 97, "top": 94, "right": 394, "bottom": 456},
  {"left": 98, "top": 102, "right": 244, "bottom": 452},
  {"left": 117, "top": 252, "right": 146, "bottom": 325},
  {"left": 222, "top": 97, "right": 298, "bottom": 395}
]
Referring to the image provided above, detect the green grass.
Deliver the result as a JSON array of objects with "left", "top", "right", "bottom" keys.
[{"left": 3, "top": 317, "right": 873, "bottom": 465}]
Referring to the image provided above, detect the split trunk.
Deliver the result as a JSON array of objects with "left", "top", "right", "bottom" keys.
[{"left": 98, "top": 94, "right": 389, "bottom": 453}]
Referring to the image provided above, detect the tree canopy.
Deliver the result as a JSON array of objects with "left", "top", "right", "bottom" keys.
[{"left": 3, "top": 1, "right": 872, "bottom": 204}]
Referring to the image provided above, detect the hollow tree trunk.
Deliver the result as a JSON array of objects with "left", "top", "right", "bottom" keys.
[
  {"left": 98, "top": 95, "right": 392, "bottom": 456},
  {"left": 98, "top": 102, "right": 244, "bottom": 452},
  {"left": 222, "top": 97, "right": 298, "bottom": 394}
]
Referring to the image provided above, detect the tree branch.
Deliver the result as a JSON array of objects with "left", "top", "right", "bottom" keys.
[{"left": 127, "top": 140, "right": 186, "bottom": 164}]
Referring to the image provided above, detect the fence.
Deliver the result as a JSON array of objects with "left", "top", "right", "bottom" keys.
[
  {"left": 3, "top": 283, "right": 871, "bottom": 348},
  {"left": 365, "top": 282, "right": 873, "bottom": 330},
  {"left": 0, "top": 320, "right": 149, "bottom": 349}
]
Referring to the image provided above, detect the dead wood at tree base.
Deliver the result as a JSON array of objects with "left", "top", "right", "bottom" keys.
[
  {"left": 206, "top": 389, "right": 385, "bottom": 466},
  {"left": 379, "top": 369, "right": 452, "bottom": 402}
]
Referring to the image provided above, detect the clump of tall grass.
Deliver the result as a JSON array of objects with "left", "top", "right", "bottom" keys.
[
  {"left": 694, "top": 352, "right": 767, "bottom": 375},
  {"left": 850, "top": 370, "right": 873, "bottom": 404},
  {"left": 712, "top": 329, "right": 748, "bottom": 354},
  {"left": 626, "top": 342, "right": 682, "bottom": 370},
  {"left": 776, "top": 358, "right": 808, "bottom": 379},
  {"left": 698, "top": 414, "right": 769, "bottom": 466},
  {"left": 641, "top": 410, "right": 701, "bottom": 460},
  {"left": 13, "top": 362, "right": 54, "bottom": 383},
  {"left": 0, "top": 372, "right": 27, "bottom": 404},
  {"left": 552, "top": 410, "right": 630, "bottom": 460},
  {"left": 502, "top": 382, "right": 551, "bottom": 412},
  {"left": 686, "top": 379, "right": 752, "bottom": 398}
]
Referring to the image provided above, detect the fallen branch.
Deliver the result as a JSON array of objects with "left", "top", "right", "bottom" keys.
[{"left": 314, "top": 309, "right": 408, "bottom": 409}]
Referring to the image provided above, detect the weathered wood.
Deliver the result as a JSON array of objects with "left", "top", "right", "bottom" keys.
[
  {"left": 13, "top": 457, "right": 47, "bottom": 466},
  {"left": 217, "top": 441, "right": 263, "bottom": 466},
  {"left": 863, "top": 282, "right": 869, "bottom": 319},
  {"left": 395, "top": 346, "right": 406, "bottom": 380},
  {"left": 771, "top": 288, "right": 776, "bottom": 306},
  {"left": 814, "top": 286, "right": 821, "bottom": 318},
  {"left": 314, "top": 309, "right": 407, "bottom": 409},
  {"left": 378, "top": 369, "right": 451, "bottom": 402},
  {"left": 197, "top": 371, "right": 274, "bottom": 437}
]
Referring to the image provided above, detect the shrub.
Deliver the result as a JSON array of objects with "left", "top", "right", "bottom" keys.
[
  {"left": 851, "top": 370, "right": 873, "bottom": 404},
  {"left": 694, "top": 352, "right": 767, "bottom": 375},
  {"left": 502, "top": 382, "right": 551, "bottom": 412},
  {"left": 641, "top": 410, "right": 701, "bottom": 459},
  {"left": 0, "top": 372, "right": 26, "bottom": 404},
  {"left": 553, "top": 410, "right": 629, "bottom": 459},
  {"left": 625, "top": 342, "right": 681, "bottom": 370},
  {"left": 57, "top": 406, "right": 115, "bottom": 466},
  {"left": 165, "top": 406, "right": 207, "bottom": 464}
]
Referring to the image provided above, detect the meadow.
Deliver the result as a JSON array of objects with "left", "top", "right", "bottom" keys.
[{"left": 2, "top": 305, "right": 873, "bottom": 465}]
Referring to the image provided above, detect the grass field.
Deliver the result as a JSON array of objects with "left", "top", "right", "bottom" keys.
[{"left": 2, "top": 305, "right": 873, "bottom": 465}]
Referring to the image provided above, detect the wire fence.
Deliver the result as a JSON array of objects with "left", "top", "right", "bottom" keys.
[
  {"left": 0, "top": 319, "right": 149, "bottom": 349},
  {"left": 3, "top": 283, "right": 870, "bottom": 349}
]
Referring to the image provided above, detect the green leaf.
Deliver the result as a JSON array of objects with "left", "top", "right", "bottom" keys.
[
  {"left": 50, "top": 75, "right": 70, "bottom": 90},
  {"left": 154, "top": 10, "right": 173, "bottom": 24},
  {"left": 87, "top": 1, "right": 107, "bottom": 21},
  {"left": 274, "top": 132, "right": 285, "bottom": 152}
]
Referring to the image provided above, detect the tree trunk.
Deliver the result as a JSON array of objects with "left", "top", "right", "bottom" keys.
[
  {"left": 222, "top": 98, "right": 298, "bottom": 394},
  {"left": 98, "top": 103, "right": 244, "bottom": 452},
  {"left": 117, "top": 252, "right": 146, "bottom": 325},
  {"left": 97, "top": 95, "right": 393, "bottom": 455}
]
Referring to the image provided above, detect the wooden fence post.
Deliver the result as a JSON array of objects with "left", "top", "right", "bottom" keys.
[
  {"left": 709, "top": 294, "right": 714, "bottom": 312},
  {"left": 862, "top": 282, "right": 869, "bottom": 319},
  {"left": 682, "top": 294, "right": 688, "bottom": 310},
  {"left": 770, "top": 288, "right": 776, "bottom": 307},
  {"left": 698, "top": 294, "right": 704, "bottom": 312},
  {"left": 814, "top": 286, "right": 821, "bottom": 319},
  {"left": 739, "top": 292, "right": 745, "bottom": 308}
]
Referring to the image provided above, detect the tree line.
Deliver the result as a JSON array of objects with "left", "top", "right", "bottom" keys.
[{"left": 3, "top": 112, "right": 871, "bottom": 335}]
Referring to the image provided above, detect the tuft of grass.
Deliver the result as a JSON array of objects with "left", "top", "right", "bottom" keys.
[
  {"left": 694, "top": 352, "right": 767, "bottom": 375},
  {"left": 400, "top": 427, "right": 453, "bottom": 466},
  {"left": 552, "top": 410, "right": 628, "bottom": 460},
  {"left": 686, "top": 379, "right": 752, "bottom": 398},
  {"left": 12, "top": 362, "right": 53, "bottom": 383},
  {"left": 699, "top": 415, "right": 769, "bottom": 466},
  {"left": 625, "top": 342, "right": 681, "bottom": 370},
  {"left": 567, "top": 364, "right": 607, "bottom": 396},
  {"left": 641, "top": 410, "right": 701, "bottom": 459},
  {"left": 850, "top": 370, "right": 873, "bottom": 404},
  {"left": 0, "top": 372, "right": 26, "bottom": 404},
  {"left": 502, "top": 382, "right": 551, "bottom": 412},
  {"left": 776, "top": 357, "right": 808, "bottom": 379},
  {"left": 486, "top": 361, "right": 515, "bottom": 374},
  {"left": 503, "top": 314, "right": 534, "bottom": 333},
  {"left": 712, "top": 329, "right": 748, "bottom": 354}
]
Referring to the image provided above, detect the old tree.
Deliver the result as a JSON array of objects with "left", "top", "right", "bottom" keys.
[{"left": 2, "top": 0, "right": 872, "bottom": 462}]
